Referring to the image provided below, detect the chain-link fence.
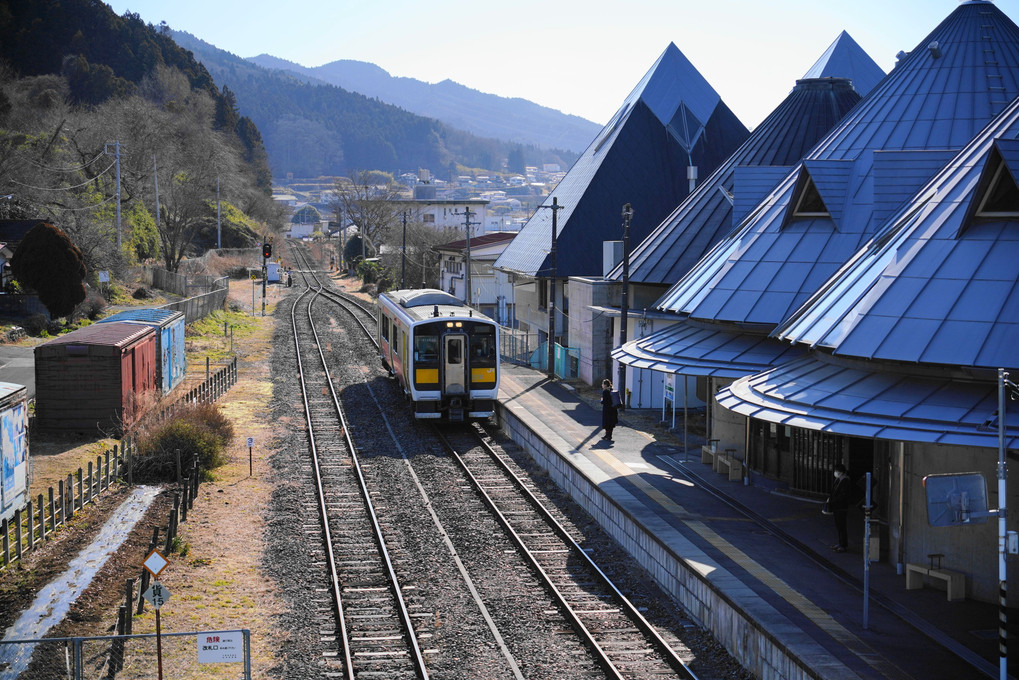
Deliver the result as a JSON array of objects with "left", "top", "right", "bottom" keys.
[{"left": 0, "top": 629, "right": 250, "bottom": 679}]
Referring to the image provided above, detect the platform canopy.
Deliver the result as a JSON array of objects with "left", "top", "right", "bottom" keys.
[
  {"left": 612, "top": 320, "right": 803, "bottom": 379},
  {"left": 717, "top": 355, "right": 1019, "bottom": 449}
]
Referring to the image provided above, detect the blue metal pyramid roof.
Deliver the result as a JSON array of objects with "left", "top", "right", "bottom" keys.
[
  {"left": 657, "top": 0, "right": 1019, "bottom": 327},
  {"left": 616, "top": 76, "right": 864, "bottom": 285},
  {"left": 493, "top": 43, "right": 749, "bottom": 279},
  {"left": 776, "top": 94, "right": 1019, "bottom": 370},
  {"left": 801, "top": 31, "right": 886, "bottom": 97}
]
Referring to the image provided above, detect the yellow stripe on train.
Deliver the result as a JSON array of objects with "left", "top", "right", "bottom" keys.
[
  {"left": 416, "top": 368, "right": 439, "bottom": 384},
  {"left": 471, "top": 367, "right": 495, "bottom": 383}
]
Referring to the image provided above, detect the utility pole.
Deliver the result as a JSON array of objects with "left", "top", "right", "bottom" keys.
[
  {"left": 153, "top": 156, "right": 160, "bottom": 232},
  {"left": 401, "top": 210, "right": 408, "bottom": 289},
  {"left": 105, "top": 141, "right": 122, "bottom": 250},
  {"left": 619, "top": 203, "right": 633, "bottom": 407},
  {"left": 539, "top": 197, "right": 563, "bottom": 379},
  {"left": 216, "top": 176, "right": 221, "bottom": 250},
  {"left": 453, "top": 206, "right": 479, "bottom": 305}
]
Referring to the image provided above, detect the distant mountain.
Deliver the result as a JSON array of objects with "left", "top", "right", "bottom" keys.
[
  {"left": 248, "top": 55, "right": 601, "bottom": 154},
  {"left": 172, "top": 31, "right": 580, "bottom": 179}
]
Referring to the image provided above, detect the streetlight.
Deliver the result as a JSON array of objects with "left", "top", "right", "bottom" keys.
[{"left": 618, "top": 203, "right": 633, "bottom": 408}]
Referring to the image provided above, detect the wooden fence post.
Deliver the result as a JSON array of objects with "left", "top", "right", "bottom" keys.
[
  {"left": 57, "top": 480, "right": 64, "bottom": 526},
  {"left": 38, "top": 494, "right": 46, "bottom": 541},
  {"left": 76, "top": 469, "right": 83, "bottom": 512},
  {"left": 86, "top": 461, "right": 93, "bottom": 504},
  {"left": 1, "top": 518, "right": 8, "bottom": 567},
  {"left": 65, "top": 474, "right": 73, "bottom": 519},
  {"left": 125, "top": 579, "right": 135, "bottom": 635},
  {"left": 13, "top": 509, "right": 22, "bottom": 563},
  {"left": 26, "top": 500, "right": 34, "bottom": 551}
]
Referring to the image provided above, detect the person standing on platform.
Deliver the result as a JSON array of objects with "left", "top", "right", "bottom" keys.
[
  {"left": 829, "top": 462, "right": 852, "bottom": 552},
  {"left": 600, "top": 378, "right": 618, "bottom": 442}
]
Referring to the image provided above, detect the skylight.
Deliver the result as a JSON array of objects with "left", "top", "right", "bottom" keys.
[
  {"left": 791, "top": 174, "right": 830, "bottom": 218},
  {"left": 975, "top": 155, "right": 1019, "bottom": 217}
]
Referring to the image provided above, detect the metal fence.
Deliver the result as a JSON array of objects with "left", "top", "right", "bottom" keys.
[
  {"left": 497, "top": 325, "right": 578, "bottom": 379},
  {"left": 0, "top": 629, "right": 251, "bottom": 679},
  {"left": 158, "top": 286, "right": 228, "bottom": 325}
]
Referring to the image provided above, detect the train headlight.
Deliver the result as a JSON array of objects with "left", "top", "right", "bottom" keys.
[
  {"left": 455, "top": 322, "right": 462, "bottom": 328},
  {"left": 446, "top": 322, "right": 453, "bottom": 328}
]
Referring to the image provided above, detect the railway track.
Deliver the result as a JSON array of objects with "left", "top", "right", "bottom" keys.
[
  {"left": 436, "top": 425, "right": 699, "bottom": 680},
  {"left": 289, "top": 245, "right": 428, "bottom": 679},
  {"left": 287, "top": 242, "right": 701, "bottom": 678}
]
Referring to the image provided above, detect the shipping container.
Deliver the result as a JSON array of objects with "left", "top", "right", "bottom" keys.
[
  {"left": 98, "top": 308, "right": 187, "bottom": 394},
  {"left": 0, "top": 382, "right": 29, "bottom": 523},
  {"left": 35, "top": 322, "right": 157, "bottom": 433}
]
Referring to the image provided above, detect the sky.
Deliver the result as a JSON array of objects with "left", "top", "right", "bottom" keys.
[{"left": 105, "top": 0, "right": 1019, "bottom": 129}]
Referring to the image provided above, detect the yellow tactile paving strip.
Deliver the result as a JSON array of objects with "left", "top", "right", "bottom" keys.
[{"left": 500, "top": 373, "right": 914, "bottom": 680}]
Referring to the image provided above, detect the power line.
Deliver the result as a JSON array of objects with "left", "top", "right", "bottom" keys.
[
  {"left": 23, "top": 151, "right": 108, "bottom": 173},
  {"left": 9, "top": 161, "right": 117, "bottom": 191}
]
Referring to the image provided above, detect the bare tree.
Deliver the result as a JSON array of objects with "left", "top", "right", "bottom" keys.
[{"left": 332, "top": 170, "right": 404, "bottom": 262}]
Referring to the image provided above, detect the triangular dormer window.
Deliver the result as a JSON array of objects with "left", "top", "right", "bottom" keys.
[
  {"left": 975, "top": 150, "right": 1019, "bottom": 217},
  {"left": 791, "top": 173, "right": 830, "bottom": 218}
]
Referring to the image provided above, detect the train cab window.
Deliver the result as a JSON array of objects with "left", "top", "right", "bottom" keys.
[
  {"left": 414, "top": 334, "right": 438, "bottom": 362},
  {"left": 469, "top": 327, "right": 496, "bottom": 364}
]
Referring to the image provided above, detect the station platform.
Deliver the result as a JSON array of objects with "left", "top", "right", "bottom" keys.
[{"left": 495, "top": 362, "right": 1017, "bottom": 680}]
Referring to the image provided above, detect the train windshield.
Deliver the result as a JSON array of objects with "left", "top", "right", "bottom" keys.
[
  {"left": 414, "top": 331, "right": 439, "bottom": 363},
  {"left": 469, "top": 326, "right": 497, "bottom": 366}
]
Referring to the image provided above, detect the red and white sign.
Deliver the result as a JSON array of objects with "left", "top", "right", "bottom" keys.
[{"left": 197, "top": 630, "right": 243, "bottom": 663}]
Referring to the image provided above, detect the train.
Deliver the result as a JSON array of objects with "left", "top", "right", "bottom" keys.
[{"left": 378, "top": 289, "right": 500, "bottom": 421}]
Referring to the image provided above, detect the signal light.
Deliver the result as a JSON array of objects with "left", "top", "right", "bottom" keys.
[{"left": 262, "top": 242, "right": 272, "bottom": 259}]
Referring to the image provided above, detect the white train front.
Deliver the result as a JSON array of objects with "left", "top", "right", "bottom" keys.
[{"left": 378, "top": 289, "right": 500, "bottom": 421}]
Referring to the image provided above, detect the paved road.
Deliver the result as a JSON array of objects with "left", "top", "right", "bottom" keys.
[{"left": 0, "top": 346, "right": 34, "bottom": 398}]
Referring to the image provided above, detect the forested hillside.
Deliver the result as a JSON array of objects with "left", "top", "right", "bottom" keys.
[
  {"left": 172, "top": 32, "right": 580, "bottom": 179},
  {"left": 248, "top": 54, "right": 601, "bottom": 154},
  {"left": 0, "top": 0, "right": 277, "bottom": 280}
]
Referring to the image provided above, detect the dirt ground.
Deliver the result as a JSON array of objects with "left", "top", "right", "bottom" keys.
[{"left": 0, "top": 272, "right": 292, "bottom": 678}]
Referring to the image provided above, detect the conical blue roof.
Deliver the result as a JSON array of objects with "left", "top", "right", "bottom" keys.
[
  {"left": 776, "top": 93, "right": 1019, "bottom": 369},
  {"left": 801, "top": 31, "right": 886, "bottom": 97},
  {"left": 493, "top": 43, "right": 749, "bottom": 279},
  {"left": 657, "top": 1, "right": 1019, "bottom": 327},
  {"left": 616, "top": 75, "right": 864, "bottom": 285}
]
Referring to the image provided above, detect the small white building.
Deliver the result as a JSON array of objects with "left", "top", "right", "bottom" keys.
[{"left": 393, "top": 185, "right": 489, "bottom": 233}]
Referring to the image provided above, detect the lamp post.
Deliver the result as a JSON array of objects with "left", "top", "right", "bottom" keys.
[
  {"left": 540, "top": 196, "right": 563, "bottom": 380},
  {"left": 618, "top": 203, "right": 633, "bottom": 407}
]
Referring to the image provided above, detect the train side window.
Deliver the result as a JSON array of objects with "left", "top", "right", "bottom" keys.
[{"left": 381, "top": 316, "right": 389, "bottom": 341}]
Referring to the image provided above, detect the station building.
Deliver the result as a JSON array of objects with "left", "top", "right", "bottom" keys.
[{"left": 614, "top": 0, "right": 1019, "bottom": 603}]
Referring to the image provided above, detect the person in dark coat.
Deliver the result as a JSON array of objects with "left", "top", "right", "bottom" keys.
[
  {"left": 600, "top": 378, "right": 618, "bottom": 442},
  {"left": 829, "top": 462, "right": 852, "bottom": 552}
]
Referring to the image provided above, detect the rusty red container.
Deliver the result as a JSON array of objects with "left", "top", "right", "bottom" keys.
[{"left": 34, "top": 322, "right": 157, "bottom": 433}]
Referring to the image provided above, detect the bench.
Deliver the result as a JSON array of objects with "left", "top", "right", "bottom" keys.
[
  {"left": 906, "top": 554, "right": 966, "bottom": 601},
  {"left": 701, "top": 444, "right": 745, "bottom": 482}
]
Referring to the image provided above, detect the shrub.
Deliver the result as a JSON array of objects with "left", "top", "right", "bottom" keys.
[
  {"left": 74, "top": 290, "right": 107, "bottom": 320},
  {"left": 133, "top": 401, "right": 234, "bottom": 483},
  {"left": 132, "top": 287, "right": 153, "bottom": 299},
  {"left": 23, "top": 314, "right": 49, "bottom": 336}
]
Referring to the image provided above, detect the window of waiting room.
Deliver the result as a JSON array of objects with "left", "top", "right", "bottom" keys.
[{"left": 747, "top": 419, "right": 880, "bottom": 504}]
